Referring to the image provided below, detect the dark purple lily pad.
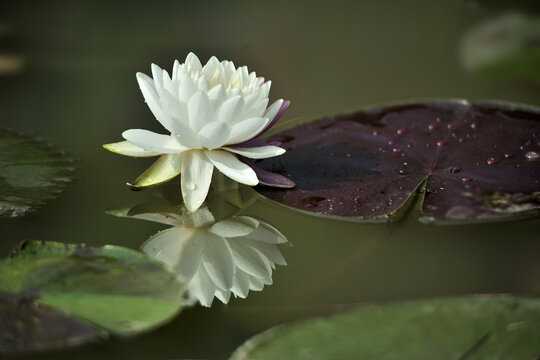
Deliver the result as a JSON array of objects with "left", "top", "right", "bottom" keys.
[{"left": 257, "top": 100, "right": 540, "bottom": 223}]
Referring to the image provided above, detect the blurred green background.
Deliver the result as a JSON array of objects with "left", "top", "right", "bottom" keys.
[{"left": 1, "top": 0, "right": 540, "bottom": 359}]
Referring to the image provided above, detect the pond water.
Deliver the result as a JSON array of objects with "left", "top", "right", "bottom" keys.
[{"left": 1, "top": 0, "right": 540, "bottom": 359}]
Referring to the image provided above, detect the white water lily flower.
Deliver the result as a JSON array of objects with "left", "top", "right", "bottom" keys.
[
  {"left": 140, "top": 206, "right": 288, "bottom": 307},
  {"left": 104, "top": 53, "right": 293, "bottom": 211}
]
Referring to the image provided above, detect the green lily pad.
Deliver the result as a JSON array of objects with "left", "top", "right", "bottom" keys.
[
  {"left": 461, "top": 13, "right": 540, "bottom": 83},
  {"left": 0, "top": 129, "right": 77, "bottom": 217},
  {"left": 0, "top": 240, "right": 185, "bottom": 354},
  {"left": 230, "top": 295, "right": 540, "bottom": 360}
]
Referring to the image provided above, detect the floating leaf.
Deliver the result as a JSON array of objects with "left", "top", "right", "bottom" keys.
[
  {"left": 0, "top": 129, "right": 76, "bottom": 217},
  {"left": 461, "top": 13, "right": 540, "bottom": 83},
  {"left": 0, "top": 240, "right": 184, "bottom": 353},
  {"left": 230, "top": 295, "right": 540, "bottom": 360},
  {"left": 257, "top": 100, "right": 540, "bottom": 223}
]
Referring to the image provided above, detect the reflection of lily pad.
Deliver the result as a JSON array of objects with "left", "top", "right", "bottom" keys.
[
  {"left": 230, "top": 295, "right": 540, "bottom": 360},
  {"left": 257, "top": 100, "right": 540, "bottom": 223},
  {"left": 0, "top": 129, "right": 76, "bottom": 217},
  {"left": 0, "top": 240, "right": 184, "bottom": 353},
  {"left": 0, "top": 295, "right": 105, "bottom": 353}
]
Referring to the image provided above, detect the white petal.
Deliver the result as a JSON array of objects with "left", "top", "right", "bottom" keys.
[
  {"left": 231, "top": 269, "right": 250, "bottom": 298},
  {"left": 136, "top": 73, "right": 172, "bottom": 132},
  {"left": 181, "top": 150, "right": 214, "bottom": 211},
  {"left": 248, "top": 276, "right": 264, "bottom": 291},
  {"left": 260, "top": 81, "right": 271, "bottom": 98},
  {"left": 207, "top": 83, "right": 225, "bottom": 102},
  {"left": 185, "top": 52, "right": 202, "bottom": 72},
  {"left": 228, "top": 238, "right": 272, "bottom": 283},
  {"left": 205, "top": 150, "right": 258, "bottom": 186},
  {"left": 198, "top": 122, "right": 231, "bottom": 150},
  {"left": 177, "top": 71, "right": 197, "bottom": 103},
  {"left": 228, "top": 117, "right": 270, "bottom": 144},
  {"left": 224, "top": 145, "right": 285, "bottom": 159},
  {"left": 187, "top": 91, "right": 212, "bottom": 132},
  {"left": 151, "top": 63, "right": 164, "bottom": 92},
  {"left": 160, "top": 89, "right": 187, "bottom": 123},
  {"left": 129, "top": 153, "right": 183, "bottom": 189},
  {"left": 245, "top": 222, "right": 288, "bottom": 244},
  {"left": 215, "top": 289, "right": 231, "bottom": 304},
  {"left": 246, "top": 240, "right": 287, "bottom": 266},
  {"left": 172, "top": 229, "right": 204, "bottom": 283},
  {"left": 141, "top": 226, "right": 205, "bottom": 283},
  {"left": 222, "top": 60, "right": 236, "bottom": 82},
  {"left": 188, "top": 262, "right": 216, "bottom": 307},
  {"left": 201, "top": 231, "right": 235, "bottom": 291},
  {"left": 215, "top": 96, "right": 243, "bottom": 124},
  {"left": 122, "top": 129, "right": 186, "bottom": 153},
  {"left": 208, "top": 217, "right": 259, "bottom": 238},
  {"left": 162, "top": 70, "right": 175, "bottom": 96},
  {"left": 264, "top": 99, "right": 284, "bottom": 121},
  {"left": 172, "top": 59, "right": 180, "bottom": 81},
  {"left": 197, "top": 75, "right": 208, "bottom": 92},
  {"left": 103, "top": 141, "right": 160, "bottom": 158},
  {"left": 202, "top": 56, "right": 220, "bottom": 82},
  {"left": 243, "top": 93, "right": 259, "bottom": 112},
  {"left": 141, "top": 227, "right": 190, "bottom": 267},
  {"left": 171, "top": 120, "right": 202, "bottom": 149},
  {"left": 243, "top": 98, "right": 268, "bottom": 119}
]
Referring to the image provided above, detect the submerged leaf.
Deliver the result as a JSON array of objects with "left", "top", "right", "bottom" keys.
[
  {"left": 230, "top": 295, "right": 540, "bottom": 360},
  {"left": 0, "top": 129, "right": 76, "bottom": 218},
  {"left": 0, "top": 240, "right": 184, "bottom": 353},
  {"left": 257, "top": 101, "right": 540, "bottom": 223}
]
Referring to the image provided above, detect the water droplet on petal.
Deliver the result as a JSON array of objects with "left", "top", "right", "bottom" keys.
[
  {"left": 186, "top": 182, "right": 196, "bottom": 190},
  {"left": 525, "top": 151, "right": 539, "bottom": 160}
]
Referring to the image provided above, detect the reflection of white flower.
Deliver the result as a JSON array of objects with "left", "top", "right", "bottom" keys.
[
  {"left": 141, "top": 207, "right": 287, "bottom": 307},
  {"left": 104, "top": 53, "right": 290, "bottom": 212}
]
